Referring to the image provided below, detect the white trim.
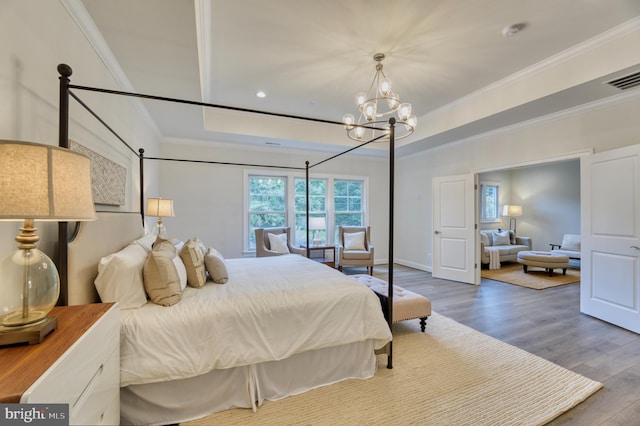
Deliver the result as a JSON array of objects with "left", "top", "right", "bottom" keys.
[
  {"left": 194, "top": 0, "right": 212, "bottom": 103},
  {"left": 60, "top": 0, "right": 160, "bottom": 137}
]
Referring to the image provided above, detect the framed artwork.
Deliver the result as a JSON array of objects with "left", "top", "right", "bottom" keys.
[{"left": 69, "top": 140, "right": 126, "bottom": 206}]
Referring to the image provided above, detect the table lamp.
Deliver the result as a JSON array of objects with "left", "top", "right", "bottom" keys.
[
  {"left": 309, "top": 217, "right": 326, "bottom": 246},
  {"left": 0, "top": 140, "right": 95, "bottom": 345},
  {"left": 147, "top": 197, "right": 174, "bottom": 239}
]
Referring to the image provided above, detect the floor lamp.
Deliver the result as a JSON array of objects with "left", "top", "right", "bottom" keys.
[{"left": 503, "top": 205, "right": 523, "bottom": 235}]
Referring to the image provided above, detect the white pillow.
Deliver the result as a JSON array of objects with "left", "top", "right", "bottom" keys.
[
  {"left": 344, "top": 231, "right": 366, "bottom": 250},
  {"left": 480, "top": 232, "right": 491, "bottom": 246},
  {"left": 133, "top": 232, "right": 156, "bottom": 253},
  {"left": 95, "top": 243, "right": 148, "bottom": 309},
  {"left": 173, "top": 254, "right": 188, "bottom": 291},
  {"left": 268, "top": 233, "right": 290, "bottom": 254},
  {"left": 492, "top": 230, "right": 511, "bottom": 246}
]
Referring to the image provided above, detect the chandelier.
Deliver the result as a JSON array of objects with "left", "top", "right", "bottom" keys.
[{"left": 343, "top": 53, "right": 417, "bottom": 142}]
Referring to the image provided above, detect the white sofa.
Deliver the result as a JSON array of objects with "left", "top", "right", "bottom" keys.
[{"left": 480, "top": 229, "right": 532, "bottom": 267}]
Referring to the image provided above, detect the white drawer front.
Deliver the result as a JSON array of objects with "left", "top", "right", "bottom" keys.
[{"left": 22, "top": 305, "right": 119, "bottom": 425}]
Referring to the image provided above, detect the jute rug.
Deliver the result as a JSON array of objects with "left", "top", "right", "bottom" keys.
[
  {"left": 481, "top": 263, "right": 580, "bottom": 289},
  {"left": 182, "top": 313, "right": 601, "bottom": 426}
]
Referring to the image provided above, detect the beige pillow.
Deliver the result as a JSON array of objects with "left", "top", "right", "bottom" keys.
[
  {"left": 344, "top": 231, "right": 366, "bottom": 250},
  {"left": 268, "top": 233, "right": 290, "bottom": 254},
  {"left": 143, "top": 239, "right": 182, "bottom": 306},
  {"left": 204, "top": 248, "right": 229, "bottom": 284},
  {"left": 180, "top": 238, "right": 207, "bottom": 288}
]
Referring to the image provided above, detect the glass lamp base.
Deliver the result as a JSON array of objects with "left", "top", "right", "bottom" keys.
[{"left": 1, "top": 310, "right": 48, "bottom": 327}]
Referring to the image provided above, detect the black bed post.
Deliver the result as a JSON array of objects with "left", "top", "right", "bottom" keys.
[
  {"left": 305, "top": 161, "right": 310, "bottom": 258},
  {"left": 139, "top": 148, "right": 145, "bottom": 225},
  {"left": 57, "top": 64, "right": 72, "bottom": 306},
  {"left": 387, "top": 117, "right": 395, "bottom": 369}
]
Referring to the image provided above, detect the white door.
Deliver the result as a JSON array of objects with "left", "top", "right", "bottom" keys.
[
  {"left": 432, "top": 174, "right": 479, "bottom": 285},
  {"left": 581, "top": 145, "right": 640, "bottom": 333}
]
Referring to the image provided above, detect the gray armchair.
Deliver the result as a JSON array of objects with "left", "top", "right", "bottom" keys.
[
  {"left": 337, "top": 226, "right": 374, "bottom": 275},
  {"left": 255, "top": 227, "right": 305, "bottom": 257}
]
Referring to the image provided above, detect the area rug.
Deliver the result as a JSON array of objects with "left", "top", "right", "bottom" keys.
[
  {"left": 182, "top": 313, "right": 601, "bottom": 426},
  {"left": 481, "top": 263, "right": 580, "bottom": 289}
]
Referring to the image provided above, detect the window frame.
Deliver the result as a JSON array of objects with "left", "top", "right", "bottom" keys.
[
  {"left": 479, "top": 181, "right": 501, "bottom": 223},
  {"left": 244, "top": 169, "right": 368, "bottom": 253}
]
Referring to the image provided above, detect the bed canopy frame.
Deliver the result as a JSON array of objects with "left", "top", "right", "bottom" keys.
[{"left": 56, "top": 63, "right": 398, "bottom": 368}]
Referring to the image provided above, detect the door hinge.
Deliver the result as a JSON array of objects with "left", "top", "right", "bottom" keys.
[
  {"left": 475, "top": 223, "right": 478, "bottom": 229},
  {"left": 475, "top": 263, "right": 478, "bottom": 269}
]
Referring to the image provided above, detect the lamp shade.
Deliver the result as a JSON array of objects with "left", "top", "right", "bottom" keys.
[
  {"left": 502, "top": 205, "right": 523, "bottom": 217},
  {"left": 309, "top": 217, "right": 326, "bottom": 230},
  {"left": 0, "top": 140, "right": 96, "bottom": 221},
  {"left": 147, "top": 198, "right": 175, "bottom": 218}
]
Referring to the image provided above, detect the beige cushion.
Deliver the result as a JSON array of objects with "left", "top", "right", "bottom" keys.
[
  {"left": 480, "top": 231, "right": 491, "bottom": 246},
  {"left": 344, "top": 231, "right": 365, "bottom": 250},
  {"left": 268, "top": 232, "right": 290, "bottom": 254},
  {"left": 180, "top": 238, "right": 207, "bottom": 288},
  {"left": 143, "top": 239, "right": 182, "bottom": 306},
  {"left": 204, "top": 248, "right": 229, "bottom": 284}
]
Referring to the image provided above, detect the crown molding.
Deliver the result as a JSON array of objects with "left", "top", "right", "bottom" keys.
[{"left": 59, "top": 0, "right": 161, "bottom": 138}]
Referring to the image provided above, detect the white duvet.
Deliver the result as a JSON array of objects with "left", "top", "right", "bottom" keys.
[{"left": 119, "top": 254, "right": 392, "bottom": 387}]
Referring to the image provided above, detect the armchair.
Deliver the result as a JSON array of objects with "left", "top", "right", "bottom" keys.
[
  {"left": 550, "top": 233, "right": 581, "bottom": 267},
  {"left": 255, "top": 227, "right": 305, "bottom": 257},
  {"left": 337, "top": 226, "right": 374, "bottom": 275}
]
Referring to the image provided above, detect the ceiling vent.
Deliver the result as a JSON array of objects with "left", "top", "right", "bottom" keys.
[{"left": 605, "top": 70, "right": 640, "bottom": 91}]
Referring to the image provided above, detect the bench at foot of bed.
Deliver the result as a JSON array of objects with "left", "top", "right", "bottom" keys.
[{"left": 351, "top": 274, "right": 432, "bottom": 332}]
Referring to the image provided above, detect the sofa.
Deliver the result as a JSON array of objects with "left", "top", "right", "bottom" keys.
[{"left": 480, "top": 229, "right": 532, "bottom": 268}]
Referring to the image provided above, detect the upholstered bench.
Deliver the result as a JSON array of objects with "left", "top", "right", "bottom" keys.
[
  {"left": 351, "top": 274, "right": 432, "bottom": 332},
  {"left": 517, "top": 251, "right": 570, "bottom": 276}
]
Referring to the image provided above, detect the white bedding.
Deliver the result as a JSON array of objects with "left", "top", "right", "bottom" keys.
[{"left": 120, "top": 254, "right": 392, "bottom": 387}]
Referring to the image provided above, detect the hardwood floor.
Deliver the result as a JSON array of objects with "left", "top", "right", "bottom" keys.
[{"left": 343, "top": 264, "right": 640, "bottom": 425}]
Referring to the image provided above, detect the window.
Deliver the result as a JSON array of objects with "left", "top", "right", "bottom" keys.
[
  {"left": 480, "top": 182, "right": 500, "bottom": 222},
  {"left": 248, "top": 176, "right": 286, "bottom": 250},
  {"left": 245, "top": 172, "right": 367, "bottom": 252},
  {"left": 334, "top": 180, "right": 363, "bottom": 239},
  {"left": 294, "top": 178, "right": 327, "bottom": 245}
]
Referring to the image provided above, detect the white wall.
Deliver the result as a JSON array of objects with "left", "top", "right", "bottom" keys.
[
  {"left": 158, "top": 140, "right": 389, "bottom": 260},
  {"left": 0, "top": 1, "right": 160, "bottom": 268},
  {"left": 395, "top": 93, "right": 640, "bottom": 270}
]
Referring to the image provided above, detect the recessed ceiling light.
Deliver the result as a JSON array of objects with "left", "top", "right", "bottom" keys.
[{"left": 256, "top": 91, "right": 266, "bottom": 98}]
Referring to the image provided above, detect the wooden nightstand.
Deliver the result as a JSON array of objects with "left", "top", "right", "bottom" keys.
[{"left": 0, "top": 303, "right": 120, "bottom": 425}]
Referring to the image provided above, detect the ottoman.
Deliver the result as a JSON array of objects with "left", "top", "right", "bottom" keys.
[
  {"left": 351, "top": 274, "right": 432, "bottom": 331},
  {"left": 517, "top": 251, "right": 570, "bottom": 276}
]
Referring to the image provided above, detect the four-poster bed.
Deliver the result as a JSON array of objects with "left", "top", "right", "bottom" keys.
[{"left": 56, "top": 64, "right": 400, "bottom": 424}]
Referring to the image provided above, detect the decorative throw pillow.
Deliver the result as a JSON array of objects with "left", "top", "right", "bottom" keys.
[
  {"left": 95, "top": 243, "right": 148, "bottom": 309},
  {"left": 344, "top": 231, "right": 366, "bottom": 250},
  {"left": 480, "top": 231, "right": 491, "bottom": 246},
  {"left": 268, "top": 233, "right": 290, "bottom": 254},
  {"left": 204, "top": 248, "right": 229, "bottom": 284},
  {"left": 143, "top": 239, "right": 182, "bottom": 306},
  {"left": 180, "top": 238, "right": 208, "bottom": 288},
  {"left": 173, "top": 253, "right": 188, "bottom": 291},
  {"left": 492, "top": 230, "right": 511, "bottom": 246}
]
